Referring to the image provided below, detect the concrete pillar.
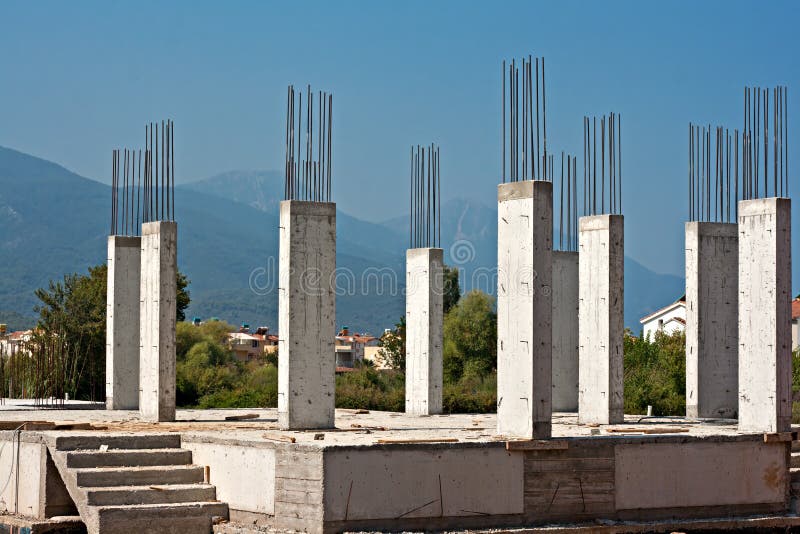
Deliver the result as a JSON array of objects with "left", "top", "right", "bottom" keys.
[
  {"left": 552, "top": 250, "right": 579, "bottom": 412},
  {"left": 106, "top": 235, "right": 141, "bottom": 410},
  {"left": 685, "top": 222, "right": 738, "bottom": 419},
  {"left": 139, "top": 221, "right": 177, "bottom": 422},
  {"left": 738, "top": 198, "right": 792, "bottom": 433},
  {"left": 578, "top": 214, "right": 624, "bottom": 425},
  {"left": 405, "top": 247, "right": 444, "bottom": 415},
  {"left": 278, "top": 201, "right": 336, "bottom": 430},
  {"left": 497, "top": 180, "right": 553, "bottom": 439}
]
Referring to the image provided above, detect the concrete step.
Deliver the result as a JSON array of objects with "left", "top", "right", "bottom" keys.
[
  {"left": 95, "top": 501, "right": 228, "bottom": 533},
  {"left": 66, "top": 448, "right": 192, "bottom": 468},
  {"left": 75, "top": 465, "right": 205, "bottom": 487},
  {"left": 55, "top": 433, "right": 181, "bottom": 451},
  {"left": 791, "top": 467, "right": 800, "bottom": 483},
  {"left": 792, "top": 452, "right": 800, "bottom": 468},
  {"left": 86, "top": 483, "right": 217, "bottom": 506}
]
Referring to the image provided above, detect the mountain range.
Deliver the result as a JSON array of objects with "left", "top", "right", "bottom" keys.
[{"left": 0, "top": 145, "right": 682, "bottom": 334}]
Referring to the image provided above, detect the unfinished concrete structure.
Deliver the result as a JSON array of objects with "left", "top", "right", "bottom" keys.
[
  {"left": 552, "top": 250, "right": 579, "bottom": 412},
  {"left": 139, "top": 221, "right": 178, "bottom": 423},
  {"left": 685, "top": 222, "right": 738, "bottom": 419},
  {"left": 278, "top": 200, "right": 336, "bottom": 430},
  {"left": 578, "top": 214, "right": 624, "bottom": 425},
  {"left": 405, "top": 247, "right": 443, "bottom": 415},
  {"left": 738, "top": 198, "right": 792, "bottom": 433},
  {"left": 105, "top": 235, "right": 141, "bottom": 410},
  {"left": 497, "top": 180, "right": 553, "bottom": 439}
]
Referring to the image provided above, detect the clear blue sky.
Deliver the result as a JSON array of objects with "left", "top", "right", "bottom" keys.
[{"left": 1, "top": 1, "right": 798, "bottom": 280}]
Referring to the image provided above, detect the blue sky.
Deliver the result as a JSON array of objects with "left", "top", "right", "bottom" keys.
[{"left": 0, "top": 1, "right": 798, "bottom": 280}]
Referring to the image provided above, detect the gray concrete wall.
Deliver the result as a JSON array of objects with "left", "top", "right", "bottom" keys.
[
  {"left": 139, "top": 221, "right": 178, "bottom": 422},
  {"left": 106, "top": 235, "right": 141, "bottom": 411},
  {"left": 405, "top": 247, "right": 444, "bottom": 415},
  {"left": 552, "top": 251, "right": 579, "bottom": 412},
  {"left": 497, "top": 181, "right": 553, "bottom": 439},
  {"left": 738, "top": 198, "right": 792, "bottom": 433},
  {"left": 278, "top": 201, "right": 336, "bottom": 430},
  {"left": 685, "top": 222, "right": 738, "bottom": 419},
  {"left": 578, "top": 214, "right": 624, "bottom": 424}
]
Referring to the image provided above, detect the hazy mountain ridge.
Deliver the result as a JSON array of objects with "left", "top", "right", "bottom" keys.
[{"left": 0, "top": 146, "right": 681, "bottom": 334}]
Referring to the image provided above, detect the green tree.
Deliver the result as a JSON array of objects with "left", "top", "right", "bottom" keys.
[
  {"left": 442, "top": 290, "right": 497, "bottom": 382},
  {"left": 623, "top": 329, "right": 686, "bottom": 415},
  {"left": 377, "top": 316, "right": 406, "bottom": 371},
  {"left": 442, "top": 264, "right": 461, "bottom": 314}
]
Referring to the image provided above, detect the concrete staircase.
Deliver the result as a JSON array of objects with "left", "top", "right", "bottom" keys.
[{"left": 47, "top": 433, "right": 227, "bottom": 534}]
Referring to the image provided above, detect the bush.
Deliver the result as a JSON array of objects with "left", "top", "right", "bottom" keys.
[{"left": 623, "top": 329, "right": 686, "bottom": 415}]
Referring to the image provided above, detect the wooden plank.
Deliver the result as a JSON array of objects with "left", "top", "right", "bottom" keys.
[
  {"left": 525, "top": 457, "right": 615, "bottom": 472},
  {"left": 262, "top": 432, "right": 296, "bottom": 443},
  {"left": 605, "top": 426, "right": 689, "bottom": 434},
  {"left": 375, "top": 438, "right": 459, "bottom": 444},
  {"left": 506, "top": 439, "right": 569, "bottom": 451},
  {"left": 764, "top": 431, "right": 798, "bottom": 443},
  {"left": 224, "top": 413, "right": 260, "bottom": 421}
]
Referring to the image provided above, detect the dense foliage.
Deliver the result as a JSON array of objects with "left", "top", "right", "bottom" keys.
[{"left": 623, "top": 329, "right": 686, "bottom": 415}]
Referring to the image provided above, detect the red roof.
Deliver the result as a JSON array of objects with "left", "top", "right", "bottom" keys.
[{"left": 792, "top": 299, "right": 800, "bottom": 321}]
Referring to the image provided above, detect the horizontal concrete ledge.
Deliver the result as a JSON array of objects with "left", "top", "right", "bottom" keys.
[
  {"left": 738, "top": 196, "right": 791, "bottom": 217},
  {"left": 141, "top": 220, "right": 177, "bottom": 235},
  {"left": 579, "top": 213, "right": 623, "bottom": 231},
  {"left": 470, "top": 514, "right": 800, "bottom": 534},
  {"left": 684, "top": 220, "right": 738, "bottom": 237},
  {"left": 108, "top": 235, "right": 141, "bottom": 247},
  {"left": 497, "top": 179, "right": 552, "bottom": 202},
  {"left": 406, "top": 247, "right": 443, "bottom": 258},
  {"left": 279, "top": 199, "right": 336, "bottom": 216}
]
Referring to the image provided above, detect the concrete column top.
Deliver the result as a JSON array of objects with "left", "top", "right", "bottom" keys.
[
  {"left": 684, "top": 221, "right": 738, "bottom": 237},
  {"left": 497, "top": 179, "right": 552, "bottom": 202},
  {"left": 141, "top": 220, "right": 177, "bottom": 235},
  {"left": 738, "top": 197, "right": 790, "bottom": 216},
  {"left": 279, "top": 199, "right": 336, "bottom": 216},
  {"left": 579, "top": 213, "right": 623, "bottom": 231},
  {"left": 108, "top": 235, "right": 142, "bottom": 247}
]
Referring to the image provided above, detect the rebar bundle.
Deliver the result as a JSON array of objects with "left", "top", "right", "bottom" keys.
[
  {"left": 688, "top": 123, "right": 737, "bottom": 222},
  {"left": 583, "top": 113, "right": 622, "bottom": 215},
  {"left": 557, "top": 152, "right": 578, "bottom": 252},
  {"left": 742, "top": 86, "right": 788, "bottom": 200},
  {"left": 501, "top": 55, "right": 548, "bottom": 183},
  {"left": 409, "top": 144, "right": 441, "bottom": 249},
  {"left": 284, "top": 85, "right": 332, "bottom": 202}
]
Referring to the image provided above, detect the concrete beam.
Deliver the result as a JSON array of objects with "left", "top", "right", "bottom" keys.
[
  {"left": 578, "top": 214, "right": 624, "bottom": 425},
  {"left": 278, "top": 201, "right": 336, "bottom": 430},
  {"left": 405, "top": 247, "right": 444, "bottom": 415},
  {"left": 139, "top": 221, "right": 177, "bottom": 422},
  {"left": 497, "top": 180, "right": 553, "bottom": 439},
  {"left": 738, "top": 198, "right": 792, "bottom": 433},
  {"left": 106, "top": 235, "right": 141, "bottom": 410},
  {"left": 685, "top": 222, "right": 738, "bottom": 419},
  {"left": 552, "top": 250, "right": 578, "bottom": 412}
]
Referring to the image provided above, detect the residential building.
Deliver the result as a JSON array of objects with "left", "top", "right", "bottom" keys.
[
  {"left": 792, "top": 298, "right": 800, "bottom": 351},
  {"left": 639, "top": 295, "right": 686, "bottom": 340},
  {"left": 335, "top": 326, "right": 377, "bottom": 368},
  {"left": 227, "top": 325, "right": 278, "bottom": 362}
]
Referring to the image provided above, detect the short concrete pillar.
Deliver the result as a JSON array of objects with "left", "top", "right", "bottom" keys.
[
  {"left": 738, "top": 198, "right": 792, "bottom": 433},
  {"left": 685, "top": 222, "right": 738, "bottom": 419},
  {"left": 139, "top": 221, "right": 177, "bottom": 422},
  {"left": 578, "top": 214, "right": 624, "bottom": 425},
  {"left": 497, "top": 180, "right": 553, "bottom": 439},
  {"left": 278, "top": 201, "right": 336, "bottom": 430},
  {"left": 552, "top": 250, "right": 579, "bottom": 412},
  {"left": 405, "top": 247, "right": 444, "bottom": 415},
  {"left": 106, "top": 235, "right": 141, "bottom": 410}
]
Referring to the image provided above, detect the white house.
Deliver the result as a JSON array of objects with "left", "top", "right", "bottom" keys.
[{"left": 639, "top": 295, "right": 686, "bottom": 340}]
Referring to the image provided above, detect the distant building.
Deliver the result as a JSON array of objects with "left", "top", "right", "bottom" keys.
[
  {"left": 792, "top": 298, "right": 800, "bottom": 351},
  {"left": 335, "top": 326, "right": 378, "bottom": 368},
  {"left": 0, "top": 329, "right": 33, "bottom": 357},
  {"left": 639, "top": 295, "right": 686, "bottom": 340},
  {"left": 227, "top": 325, "right": 278, "bottom": 362}
]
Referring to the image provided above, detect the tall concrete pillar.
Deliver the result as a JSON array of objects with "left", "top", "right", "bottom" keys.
[
  {"left": 497, "top": 180, "right": 553, "bottom": 439},
  {"left": 738, "top": 198, "right": 792, "bottom": 433},
  {"left": 552, "top": 250, "right": 579, "bottom": 412},
  {"left": 405, "top": 247, "right": 443, "bottom": 415},
  {"left": 278, "top": 201, "right": 336, "bottom": 430},
  {"left": 139, "top": 221, "right": 177, "bottom": 422},
  {"left": 685, "top": 222, "right": 738, "bottom": 419},
  {"left": 578, "top": 214, "right": 624, "bottom": 425},
  {"left": 106, "top": 235, "right": 141, "bottom": 410}
]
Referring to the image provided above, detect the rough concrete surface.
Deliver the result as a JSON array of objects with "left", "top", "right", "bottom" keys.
[
  {"left": 497, "top": 180, "right": 553, "bottom": 439},
  {"left": 405, "top": 247, "right": 444, "bottom": 415},
  {"left": 278, "top": 201, "right": 336, "bottom": 430},
  {"left": 738, "top": 198, "right": 792, "bottom": 433},
  {"left": 139, "top": 221, "right": 178, "bottom": 423},
  {"left": 685, "top": 222, "right": 738, "bottom": 419},
  {"left": 552, "top": 251, "right": 578, "bottom": 412},
  {"left": 105, "top": 235, "right": 141, "bottom": 411},
  {"left": 578, "top": 214, "right": 624, "bottom": 425}
]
